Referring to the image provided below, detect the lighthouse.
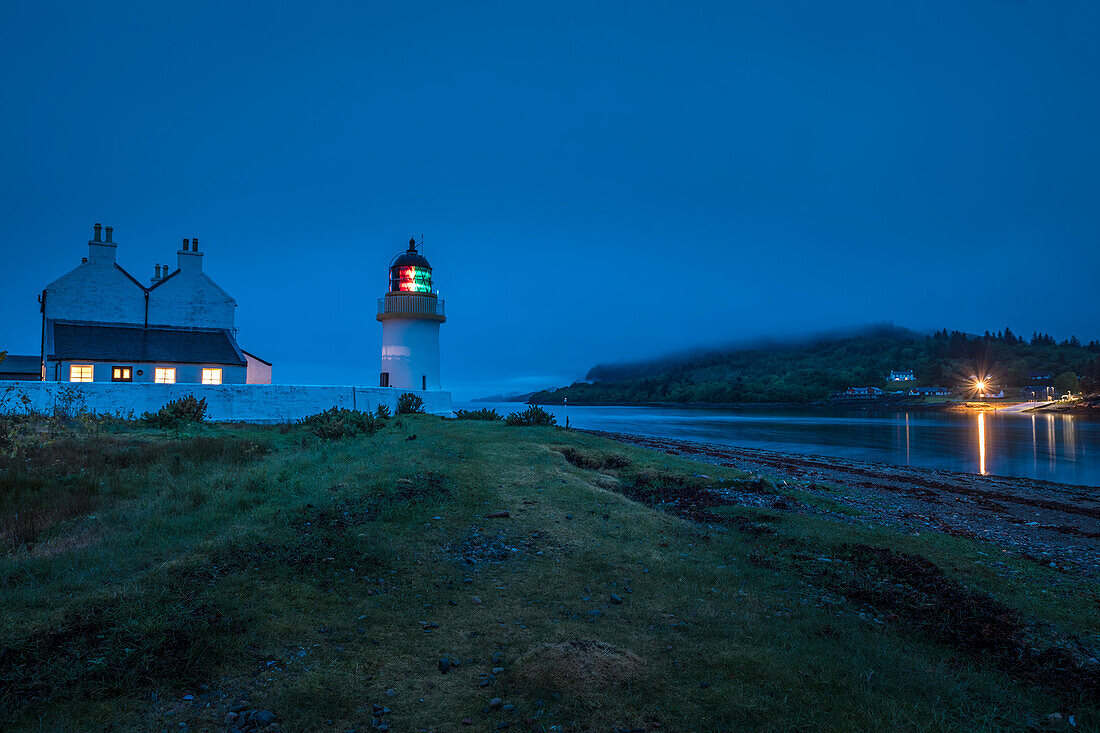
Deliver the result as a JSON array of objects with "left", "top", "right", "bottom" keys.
[{"left": 377, "top": 238, "right": 446, "bottom": 390}]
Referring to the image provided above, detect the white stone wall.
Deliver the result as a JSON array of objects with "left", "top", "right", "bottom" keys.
[
  {"left": 147, "top": 265, "right": 236, "bottom": 329},
  {"left": 44, "top": 245, "right": 146, "bottom": 325},
  {"left": 0, "top": 380, "right": 453, "bottom": 421},
  {"left": 245, "top": 353, "right": 273, "bottom": 384}
]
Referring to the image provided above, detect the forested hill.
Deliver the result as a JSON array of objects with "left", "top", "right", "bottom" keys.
[{"left": 529, "top": 327, "right": 1100, "bottom": 405}]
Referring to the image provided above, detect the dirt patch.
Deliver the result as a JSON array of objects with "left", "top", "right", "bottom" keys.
[
  {"left": 511, "top": 639, "right": 645, "bottom": 695},
  {"left": 819, "top": 544, "right": 1100, "bottom": 700},
  {"left": 553, "top": 446, "right": 631, "bottom": 471}
]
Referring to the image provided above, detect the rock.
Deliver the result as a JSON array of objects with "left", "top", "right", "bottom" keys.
[
  {"left": 225, "top": 712, "right": 239, "bottom": 723},
  {"left": 182, "top": 694, "right": 194, "bottom": 701},
  {"left": 588, "top": 609, "right": 603, "bottom": 617},
  {"left": 486, "top": 511, "right": 510, "bottom": 519},
  {"left": 502, "top": 704, "right": 516, "bottom": 712},
  {"left": 251, "top": 710, "right": 278, "bottom": 726},
  {"left": 492, "top": 651, "right": 503, "bottom": 663},
  {"left": 406, "top": 435, "right": 417, "bottom": 441},
  {"left": 462, "top": 719, "right": 473, "bottom": 725},
  {"left": 478, "top": 679, "right": 491, "bottom": 687},
  {"left": 439, "top": 657, "right": 452, "bottom": 674},
  {"left": 385, "top": 688, "right": 396, "bottom": 697},
  {"left": 471, "top": 596, "right": 482, "bottom": 604},
  {"left": 490, "top": 697, "right": 503, "bottom": 709},
  {"left": 565, "top": 514, "right": 574, "bottom": 520},
  {"left": 610, "top": 593, "right": 623, "bottom": 604}
]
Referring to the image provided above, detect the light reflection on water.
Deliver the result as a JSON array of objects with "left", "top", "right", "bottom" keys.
[{"left": 464, "top": 402, "right": 1100, "bottom": 488}]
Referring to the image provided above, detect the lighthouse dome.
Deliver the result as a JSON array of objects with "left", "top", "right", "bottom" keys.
[{"left": 388, "top": 238, "right": 434, "bottom": 293}]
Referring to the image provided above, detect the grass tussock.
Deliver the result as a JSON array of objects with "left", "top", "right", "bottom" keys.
[
  {"left": 555, "top": 445, "right": 631, "bottom": 471},
  {"left": 511, "top": 639, "right": 646, "bottom": 695}
]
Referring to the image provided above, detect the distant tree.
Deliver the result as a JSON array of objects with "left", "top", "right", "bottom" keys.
[
  {"left": 1054, "top": 371, "right": 1080, "bottom": 395},
  {"left": 0, "top": 350, "right": 6, "bottom": 366}
]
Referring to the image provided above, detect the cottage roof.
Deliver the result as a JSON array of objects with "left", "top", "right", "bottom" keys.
[
  {"left": 0, "top": 354, "right": 42, "bottom": 375},
  {"left": 48, "top": 321, "right": 246, "bottom": 366}
]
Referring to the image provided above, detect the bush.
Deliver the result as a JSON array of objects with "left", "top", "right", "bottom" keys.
[
  {"left": 300, "top": 407, "right": 382, "bottom": 439},
  {"left": 454, "top": 408, "right": 502, "bottom": 421},
  {"left": 505, "top": 405, "right": 556, "bottom": 427},
  {"left": 375, "top": 404, "right": 392, "bottom": 419},
  {"left": 142, "top": 395, "right": 207, "bottom": 428},
  {"left": 396, "top": 393, "right": 425, "bottom": 414}
]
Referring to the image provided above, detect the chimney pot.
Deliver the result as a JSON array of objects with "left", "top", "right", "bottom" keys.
[
  {"left": 192, "top": 238, "right": 198, "bottom": 251},
  {"left": 182, "top": 238, "right": 190, "bottom": 249},
  {"left": 93, "top": 223, "right": 102, "bottom": 242},
  {"left": 155, "top": 264, "right": 162, "bottom": 279},
  {"left": 82, "top": 257, "right": 88, "bottom": 264},
  {"left": 105, "top": 225, "right": 113, "bottom": 243}
]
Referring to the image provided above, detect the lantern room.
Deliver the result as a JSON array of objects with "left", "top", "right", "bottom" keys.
[{"left": 389, "top": 238, "right": 434, "bottom": 294}]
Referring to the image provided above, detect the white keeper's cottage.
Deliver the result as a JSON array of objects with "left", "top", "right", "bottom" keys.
[{"left": 39, "top": 224, "right": 270, "bottom": 385}]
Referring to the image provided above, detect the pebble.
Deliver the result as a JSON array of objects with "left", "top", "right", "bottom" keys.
[
  {"left": 472, "top": 596, "right": 482, "bottom": 604},
  {"left": 490, "top": 697, "right": 503, "bottom": 708},
  {"left": 462, "top": 719, "right": 473, "bottom": 725},
  {"left": 610, "top": 593, "right": 623, "bottom": 604},
  {"left": 225, "top": 712, "right": 238, "bottom": 723},
  {"left": 439, "top": 657, "right": 452, "bottom": 674},
  {"left": 487, "top": 511, "right": 510, "bottom": 518},
  {"left": 502, "top": 703, "right": 516, "bottom": 712},
  {"left": 385, "top": 688, "right": 396, "bottom": 697},
  {"left": 588, "top": 609, "right": 603, "bottom": 617},
  {"left": 492, "top": 666, "right": 504, "bottom": 674}
]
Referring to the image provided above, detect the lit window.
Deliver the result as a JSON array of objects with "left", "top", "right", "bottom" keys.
[
  {"left": 201, "top": 368, "right": 222, "bottom": 385},
  {"left": 69, "top": 364, "right": 93, "bottom": 382},
  {"left": 155, "top": 368, "right": 176, "bottom": 384},
  {"left": 111, "top": 366, "right": 132, "bottom": 382}
]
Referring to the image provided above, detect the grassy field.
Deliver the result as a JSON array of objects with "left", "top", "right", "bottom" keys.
[{"left": 1, "top": 413, "right": 1097, "bottom": 731}]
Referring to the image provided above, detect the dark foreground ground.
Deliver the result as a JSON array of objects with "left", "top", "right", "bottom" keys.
[
  {"left": 590, "top": 431, "right": 1100, "bottom": 579},
  {"left": 1, "top": 415, "right": 1097, "bottom": 731}
]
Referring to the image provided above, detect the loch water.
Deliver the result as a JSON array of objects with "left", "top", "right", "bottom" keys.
[{"left": 461, "top": 403, "right": 1100, "bottom": 488}]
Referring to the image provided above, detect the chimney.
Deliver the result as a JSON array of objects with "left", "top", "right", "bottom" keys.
[
  {"left": 177, "top": 236, "right": 203, "bottom": 272},
  {"left": 151, "top": 264, "right": 162, "bottom": 284},
  {"left": 88, "top": 222, "right": 117, "bottom": 264},
  {"left": 81, "top": 257, "right": 88, "bottom": 264}
]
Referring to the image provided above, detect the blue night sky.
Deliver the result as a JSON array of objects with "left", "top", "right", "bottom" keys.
[{"left": 2, "top": 1, "right": 1098, "bottom": 399}]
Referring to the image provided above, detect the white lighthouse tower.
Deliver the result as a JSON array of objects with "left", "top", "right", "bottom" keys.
[{"left": 377, "top": 238, "right": 446, "bottom": 391}]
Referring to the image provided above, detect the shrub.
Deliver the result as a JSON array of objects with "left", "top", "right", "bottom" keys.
[
  {"left": 141, "top": 395, "right": 207, "bottom": 428},
  {"left": 375, "top": 404, "right": 392, "bottom": 419},
  {"left": 454, "top": 408, "right": 502, "bottom": 421},
  {"left": 396, "top": 393, "right": 425, "bottom": 414},
  {"left": 505, "top": 405, "right": 556, "bottom": 427},
  {"left": 300, "top": 407, "right": 382, "bottom": 440}
]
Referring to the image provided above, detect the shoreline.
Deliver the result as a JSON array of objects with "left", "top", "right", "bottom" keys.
[{"left": 586, "top": 429, "right": 1100, "bottom": 579}]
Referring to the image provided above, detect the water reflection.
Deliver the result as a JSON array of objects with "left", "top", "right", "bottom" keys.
[
  {"left": 463, "top": 402, "right": 1100, "bottom": 486},
  {"left": 977, "top": 412, "right": 987, "bottom": 475}
]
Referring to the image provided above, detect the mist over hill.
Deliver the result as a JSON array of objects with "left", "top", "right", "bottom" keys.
[{"left": 529, "top": 325, "right": 1100, "bottom": 405}]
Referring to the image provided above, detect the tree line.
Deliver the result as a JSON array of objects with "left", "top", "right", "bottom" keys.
[{"left": 529, "top": 328, "right": 1100, "bottom": 405}]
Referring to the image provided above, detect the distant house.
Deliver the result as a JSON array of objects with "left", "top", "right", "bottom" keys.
[
  {"left": 909, "top": 386, "right": 953, "bottom": 397},
  {"left": 846, "top": 386, "right": 884, "bottom": 397},
  {"left": 0, "top": 354, "right": 42, "bottom": 381},
  {"left": 1026, "top": 371, "right": 1053, "bottom": 385},
  {"left": 889, "top": 370, "right": 915, "bottom": 382}
]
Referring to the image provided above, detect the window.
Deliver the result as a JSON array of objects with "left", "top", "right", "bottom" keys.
[
  {"left": 155, "top": 368, "right": 176, "bottom": 384},
  {"left": 111, "top": 366, "right": 132, "bottom": 382},
  {"left": 69, "top": 364, "right": 93, "bottom": 382},
  {"left": 201, "top": 368, "right": 222, "bottom": 385},
  {"left": 380, "top": 372, "right": 389, "bottom": 387},
  {"left": 422, "top": 375, "right": 427, "bottom": 390}
]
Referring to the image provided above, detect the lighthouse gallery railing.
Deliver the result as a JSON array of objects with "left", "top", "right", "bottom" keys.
[{"left": 377, "top": 294, "right": 445, "bottom": 317}]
